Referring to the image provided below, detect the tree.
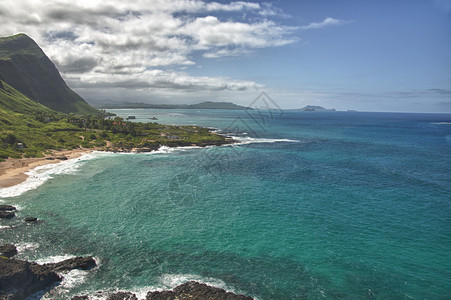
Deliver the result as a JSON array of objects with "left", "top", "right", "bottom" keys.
[{"left": 4, "top": 133, "right": 18, "bottom": 145}]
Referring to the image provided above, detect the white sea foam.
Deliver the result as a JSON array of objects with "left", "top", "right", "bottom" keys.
[
  {"left": 0, "top": 136, "right": 295, "bottom": 199},
  {"left": 27, "top": 255, "right": 95, "bottom": 300},
  {"left": 229, "top": 136, "right": 300, "bottom": 145},
  {"left": 39, "top": 268, "right": 93, "bottom": 300},
  {"left": 154, "top": 273, "right": 255, "bottom": 298},
  {"left": 15, "top": 242, "right": 40, "bottom": 253},
  {"left": 60, "top": 269, "right": 90, "bottom": 288},
  {"left": 0, "top": 152, "right": 100, "bottom": 199},
  {"left": 160, "top": 273, "right": 228, "bottom": 290},
  {"left": 34, "top": 254, "right": 76, "bottom": 265},
  {"left": 153, "top": 145, "right": 176, "bottom": 153}
]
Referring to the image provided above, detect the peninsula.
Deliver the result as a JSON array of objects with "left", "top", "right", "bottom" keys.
[
  {"left": 0, "top": 34, "right": 233, "bottom": 186},
  {"left": 96, "top": 101, "right": 250, "bottom": 110}
]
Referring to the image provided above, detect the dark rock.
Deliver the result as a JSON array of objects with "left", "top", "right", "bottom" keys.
[
  {"left": 24, "top": 217, "right": 38, "bottom": 223},
  {"left": 0, "top": 244, "right": 18, "bottom": 258},
  {"left": 0, "top": 257, "right": 61, "bottom": 299},
  {"left": 0, "top": 205, "right": 16, "bottom": 211},
  {"left": 71, "top": 296, "right": 89, "bottom": 300},
  {"left": 0, "top": 211, "right": 15, "bottom": 219},
  {"left": 146, "top": 281, "right": 253, "bottom": 300},
  {"left": 146, "top": 290, "right": 174, "bottom": 300},
  {"left": 45, "top": 256, "right": 96, "bottom": 272},
  {"left": 107, "top": 291, "right": 138, "bottom": 300},
  {"left": 46, "top": 156, "right": 68, "bottom": 160}
]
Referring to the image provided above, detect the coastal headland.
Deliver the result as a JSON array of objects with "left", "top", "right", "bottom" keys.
[
  {"left": 0, "top": 244, "right": 252, "bottom": 299},
  {"left": 0, "top": 33, "right": 247, "bottom": 299}
]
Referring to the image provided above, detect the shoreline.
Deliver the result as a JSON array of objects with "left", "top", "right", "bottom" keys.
[
  {"left": 0, "top": 148, "right": 100, "bottom": 188},
  {"left": 0, "top": 136, "right": 291, "bottom": 191}
]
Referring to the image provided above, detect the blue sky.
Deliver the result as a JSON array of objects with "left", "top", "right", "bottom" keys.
[{"left": 1, "top": 0, "right": 450, "bottom": 112}]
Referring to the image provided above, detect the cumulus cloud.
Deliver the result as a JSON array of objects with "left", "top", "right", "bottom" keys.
[{"left": 0, "top": 0, "right": 297, "bottom": 102}]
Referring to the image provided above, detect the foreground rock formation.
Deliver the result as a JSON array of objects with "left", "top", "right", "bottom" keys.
[
  {"left": 0, "top": 205, "right": 16, "bottom": 219},
  {"left": 0, "top": 257, "right": 61, "bottom": 299},
  {"left": 0, "top": 244, "right": 17, "bottom": 258},
  {"left": 71, "top": 281, "right": 253, "bottom": 300},
  {"left": 0, "top": 244, "right": 253, "bottom": 300},
  {"left": 146, "top": 281, "right": 253, "bottom": 300},
  {"left": 44, "top": 256, "right": 96, "bottom": 272},
  {"left": 0, "top": 251, "right": 96, "bottom": 300}
]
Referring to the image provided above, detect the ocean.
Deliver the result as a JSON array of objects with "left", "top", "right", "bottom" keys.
[{"left": 1, "top": 109, "right": 450, "bottom": 299}]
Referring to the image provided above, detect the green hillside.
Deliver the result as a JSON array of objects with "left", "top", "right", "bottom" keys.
[
  {"left": 0, "top": 80, "right": 57, "bottom": 117},
  {"left": 0, "top": 34, "right": 99, "bottom": 115},
  {"left": 0, "top": 80, "right": 230, "bottom": 161}
]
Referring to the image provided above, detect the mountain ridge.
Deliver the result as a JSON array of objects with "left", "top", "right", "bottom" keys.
[
  {"left": 96, "top": 101, "right": 250, "bottom": 110},
  {"left": 0, "top": 34, "right": 99, "bottom": 115}
]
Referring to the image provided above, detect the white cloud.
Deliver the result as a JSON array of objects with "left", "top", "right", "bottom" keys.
[
  {"left": 0, "top": 0, "right": 297, "bottom": 102},
  {"left": 180, "top": 16, "right": 297, "bottom": 49},
  {"left": 300, "top": 17, "right": 347, "bottom": 30}
]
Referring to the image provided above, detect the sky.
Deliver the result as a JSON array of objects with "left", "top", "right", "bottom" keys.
[{"left": 1, "top": 0, "right": 450, "bottom": 112}]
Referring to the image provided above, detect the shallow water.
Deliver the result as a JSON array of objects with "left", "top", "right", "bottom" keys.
[{"left": 1, "top": 110, "right": 450, "bottom": 299}]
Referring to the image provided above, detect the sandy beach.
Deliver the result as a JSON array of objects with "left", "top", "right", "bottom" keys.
[{"left": 0, "top": 148, "right": 98, "bottom": 188}]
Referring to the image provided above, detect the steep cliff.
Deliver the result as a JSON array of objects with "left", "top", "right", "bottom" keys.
[{"left": 0, "top": 34, "right": 99, "bottom": 115}]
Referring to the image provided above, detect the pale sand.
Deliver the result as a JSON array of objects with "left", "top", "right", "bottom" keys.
[{"left": 0, "top": 148, "right": 101, "bottom": 188}]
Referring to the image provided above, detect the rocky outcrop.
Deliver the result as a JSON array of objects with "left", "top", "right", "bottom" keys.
[
  {"left": 44, "top": 256, "right": 96, "bottom": 272},
  {"left": 0, "top": 244, "right": 18, "bottom": 258},
  {"left": 0, "top": 211, "right": 15, "bottom": 219},
  {"left": 0, "top": 243, "right": 252, "bottom": 299},
  {"left": 0, "top": 255, "right": 96, "bottom": 299},
  {"left": 146, "top": 281, "right": 253, "bottom": 300},
  {"left": 24, "top": 217, "right": 38, "bottom": 223},
  {"left": 70, "top": 282, "right": 254, "bottom": 300},
  {"left": 0, "top": 205, "right": 16, "bottom": 211},
  {"left": 0, "top": 258, "right": 61, "bottom": 300},
  {"left": 107, "top": 291, "right": 138, "bottom": 300},
  {"left": 0, "top": 205, "right": 16, "bottom": 219}
]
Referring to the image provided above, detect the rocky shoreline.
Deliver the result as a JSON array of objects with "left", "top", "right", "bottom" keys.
[
  {"left": 0, "top": 207, "right": 253, "bottom": 300},
  {"left": 0, "top": 245, "right": 253, "bottom": 300},
  {"left": 0, "top": 244, "right": 96, "bottom": 299}
]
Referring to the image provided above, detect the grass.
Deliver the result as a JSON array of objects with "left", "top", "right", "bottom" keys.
[{"left": 0, "top": 80, "right": 231, "bottom": 161}]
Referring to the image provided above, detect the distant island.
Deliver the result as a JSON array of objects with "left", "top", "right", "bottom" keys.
[
  {"left": 96, "top": 101, "right": 251, "bottom": 110},
  {"left": 288, "top": 105, "right": 336, "bottom": 112}
]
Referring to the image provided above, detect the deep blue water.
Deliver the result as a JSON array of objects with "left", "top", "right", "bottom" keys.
[{"left": 1, "top": 110, "right": 450, "bottom": 299}]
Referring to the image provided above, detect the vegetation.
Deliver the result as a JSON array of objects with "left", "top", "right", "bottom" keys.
[
  {"left": 0, "top": 34, "right": 100, "bottom": 115},
  {"left": 0, "top": 80, "right": 231, "bottom": 161}
]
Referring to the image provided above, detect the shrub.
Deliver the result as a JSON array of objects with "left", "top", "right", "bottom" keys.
[
  {"left": 100, "top": 131, "right": 108, "bottom": 139},
  {"left": 3, "top": 133, "right": 17, "bottom": 145}
]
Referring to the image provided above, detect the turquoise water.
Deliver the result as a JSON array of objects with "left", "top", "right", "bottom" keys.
[{"left": 1, "top": 110, "right": 450, "bottom": 299}]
